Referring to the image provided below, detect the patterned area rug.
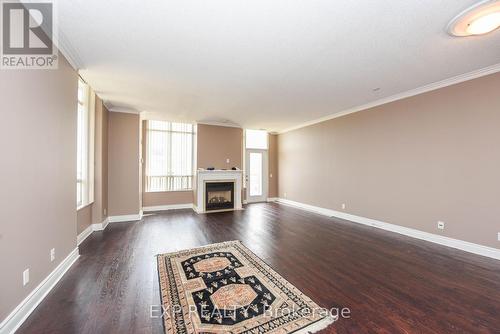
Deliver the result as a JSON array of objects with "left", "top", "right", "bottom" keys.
[{"left": 157, "top": 240, "right": 334, "bottom": 334}]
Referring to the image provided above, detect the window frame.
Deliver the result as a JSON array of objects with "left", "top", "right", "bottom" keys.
[
  {"left": 76, "top": 78, "right": 95, "bottom": 209},
  {"left": 145, "top": 120, "right": 195, "bottom": 193}
]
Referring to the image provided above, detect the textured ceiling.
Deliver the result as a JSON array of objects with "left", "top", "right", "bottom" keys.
[{"left": 59, "top": 0, "right": 500, "bottom": 132}]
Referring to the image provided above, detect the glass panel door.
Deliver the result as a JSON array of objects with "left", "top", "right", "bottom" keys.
[
  {"left": 249, "top": 152, "right": 262, "bottom": 196},
  {"left": 245, "top": 149, "right": 268, "bottom": 203}
]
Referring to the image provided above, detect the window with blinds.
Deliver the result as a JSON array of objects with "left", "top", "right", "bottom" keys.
[{"left": 145, "top": 120, "right": 194, "bottom": 192}]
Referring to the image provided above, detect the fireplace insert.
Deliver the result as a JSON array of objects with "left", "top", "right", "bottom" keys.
[{"left": 205, "top": 182, "right": 234, "bottom": 211}]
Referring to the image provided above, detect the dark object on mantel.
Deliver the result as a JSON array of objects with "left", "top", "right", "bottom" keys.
[
  {"left": 231, "top": 167, "right": 237, "bottom": 170},
  {"left": 206, "top": 167, "right": 215, "bottom": 170}
]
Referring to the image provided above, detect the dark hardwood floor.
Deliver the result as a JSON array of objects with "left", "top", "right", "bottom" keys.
[{"left": 17, "top": 203, "right": 500, "bottom": 334}]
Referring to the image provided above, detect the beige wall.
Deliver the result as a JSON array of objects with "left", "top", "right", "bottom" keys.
[
  {"left": 0, "top": 55, "right": 78, "bottom": 321},
  {"left": 268, "top": 134, "right": 279, "bottom": 198},
  {"left": 197, "top": 124, "right": 243, "bottom": 169},
  {"left": 77, "top": 204, "right": 92, "bottom": 234},
  {"left": 196, "top": 124, "right": 244, "bottom": 206},
  {"left": 278, "top": 72, "right": 500, "bottom": 249},
  {"left": 143, "top": 191, "right": 193, "bottom": 206},
  {"left": 108, "top": 112, "right": 141, "bottom": 216}
]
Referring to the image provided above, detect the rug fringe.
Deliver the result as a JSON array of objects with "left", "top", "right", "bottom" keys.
[
  {"left": 293, "top": 315, "right": 337, "bottom": 334},
  {"left": 156, "top": 240, "right": 242, "bottom": 257}
]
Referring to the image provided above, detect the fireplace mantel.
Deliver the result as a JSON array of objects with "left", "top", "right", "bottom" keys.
[{"left": 194, "top": 170, "right": 243, "bottom": 213}]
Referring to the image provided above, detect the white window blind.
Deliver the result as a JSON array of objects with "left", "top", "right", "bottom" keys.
[
  {"left": 145, "top": 120, "right": 194, "bottom": 192},
  {"left": 76, "top": 78, "right": 95, "bottom": 208}
]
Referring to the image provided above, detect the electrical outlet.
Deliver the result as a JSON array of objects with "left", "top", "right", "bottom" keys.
[
  {"left": 437, "top": 221, "right": 445, "bottom": 230},
  {"left": 226, "top": 158, "right": 230, "bottom": 163},
  {"left": 23, "top": 269, "right": 29, "bottom": 286},
  {"left": 341, "top": 203, "right": 346, "bottom": 210},
  {"left": 283, "top": 192, "right": 287, "bottom": 198},
  {"left": 497, "top": 232, "right": 500, "bottom": 241},
  {"left": 50, "top": 248, "right": 55, "bottom": 262},
  {"left": 270, "top": 173, "right": 273, "bottom": 178},
  {"left": 103, "top": 208, "right": 107, "bottom": 216}
]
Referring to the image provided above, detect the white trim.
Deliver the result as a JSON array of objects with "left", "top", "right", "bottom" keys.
[
  {"left": 277, "top": 198, "right": 336, "bottom": 216},
  {"left": 108, "top": 108, "right": 141, "bottom": 114},
  {"left": 76, "top": 218, "right": 110, "bottom": 247},
  {"left": 276, "top": 198, "right": 500, "bottom": 260},
  {"left": 55, "top": 31, "right": 84, "bottom": 70},
  {"left": 91, "top": 218, "right": 109, "bottom": 231},
  {"left": 267, "top": 197, "right": 278, "bottom": 202},
  {"left": 143, "top": 203, "right": 193, "bottom": 212},
  {"left": 77, "top": 224, "right": 93, "bottom": 246},
  {"left": 0, "top": 248, "right": 80, "bottom": 334},
  {"left": 107, "top": 211, "right": 143, "bottom": 223},
  {"left": 76, "top": 201, "right": 94, "bottom": 211},
  {"left": 196, "top": 170, "right": 243, "bottom": 213},
  {"left": 196, "top": 121, "right": 242, "bottom": 128},
  {"left": 245, "top": 148, "right": 269, "bottom": 203},
  {"left": 102, "top": 101, "right": 114, "bottom": 111},
  {"left": 279, "top": 63, "right": 500, "bottom": 134}
]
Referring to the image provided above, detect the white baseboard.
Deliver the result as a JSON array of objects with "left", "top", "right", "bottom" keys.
[
  {"left": 277, "top": 198, "right": 338, "bottom": 216},
  {"left": 142, "top": 203, "right": 193, "bottom": 212},
  {"left": 0, "top": 248, "right": 80, "bottom": 334},
  {"left": 267, "top": 197, "right": 278, "bottom": 202},
  {"left": 107, "top": 211, "right": 143, "bottom": 223},
  {"left": 76, "top": 224, "right": 93, "bottom": 245},
  {"left": 276, "top": 198, "right": 500, "bottom": 260},
  {"left": 76, "top": 217, "right": 112, "bottom": 247},
  {"left": 92, "top": 217, "right": 109, "bottom": 231}
]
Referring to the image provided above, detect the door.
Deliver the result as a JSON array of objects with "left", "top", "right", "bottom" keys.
[{"left": 245, "top": 149, "right": 268, "bottom": 203}]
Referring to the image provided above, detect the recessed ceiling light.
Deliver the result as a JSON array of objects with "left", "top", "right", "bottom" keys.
[
  {"left": 447, "top": 0, "right": 500, "bottom": 37},
  {"left": 467, "top": 12, "right": 500, "bottom": 34}
]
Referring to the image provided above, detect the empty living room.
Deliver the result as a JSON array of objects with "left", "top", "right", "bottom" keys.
[{"left": 1, "top": 1, "right": 500, "bottom": 333}]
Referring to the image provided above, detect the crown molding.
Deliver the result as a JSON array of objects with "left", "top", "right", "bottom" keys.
[
  {"left": 279, "top": 63, "right": 500, "bottom": 134},
  {"left": 196, "top": 121, "right": 242, "bottom": 129},
  {"left": 19, "top": 0, "right": 83, "bottom": 71},
  {"left": 55, "top": 31, "right": 84, "bottom": 71},
  {"left": 108, "top": 107, "right": 141, "bottom": 114},
  {"left": 101, "top": 101, "right": 114, "bottom": 112}
]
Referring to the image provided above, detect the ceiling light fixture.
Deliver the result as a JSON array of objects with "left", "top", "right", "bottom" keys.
[{"left": 447, "top": 0, "right": 500, "bottom": 36}]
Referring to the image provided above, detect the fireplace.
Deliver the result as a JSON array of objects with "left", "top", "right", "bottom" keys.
[
  {"left": 205, "top": 182, "right": 234, "bottom": 211},
  {"left": 195, "top": 170, "right": 242, "bottom": 213}
]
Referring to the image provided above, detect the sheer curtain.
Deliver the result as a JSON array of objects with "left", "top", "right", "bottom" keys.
[{"left": 145, "top": 120, "right": 194, "bottom": 192}]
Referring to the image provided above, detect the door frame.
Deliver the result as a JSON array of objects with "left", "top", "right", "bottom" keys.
[{"left": 245, "top": 149, "right": 268, "bottom": 203}]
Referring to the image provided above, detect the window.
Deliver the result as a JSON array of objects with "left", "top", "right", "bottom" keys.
[
  {"left": 245, "top": 129, "right": 268, "bottom": 149},
  {"left": 76, "top": 78, "right": 95, "bottom": 208},
  {"left": 145, "top": 120, "right": 194, "bottom": 192}
]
